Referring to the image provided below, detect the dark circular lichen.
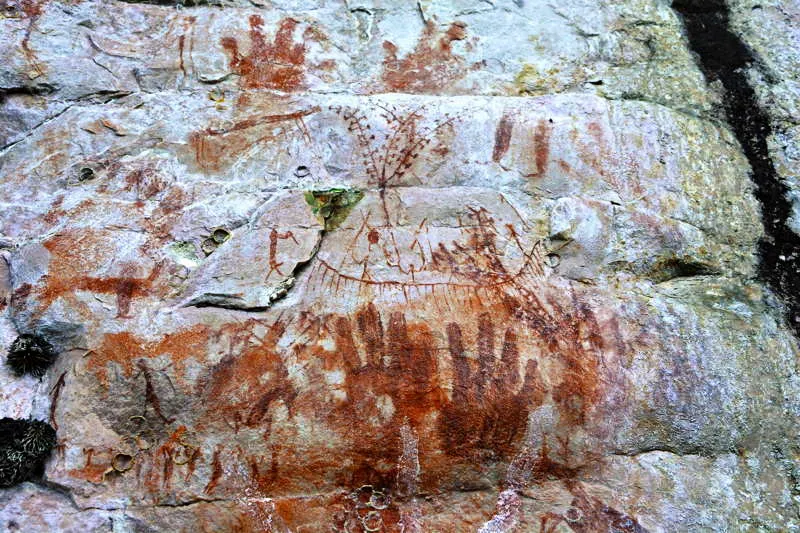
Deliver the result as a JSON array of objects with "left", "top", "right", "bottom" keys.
[
  {"left": 0, "top": 451, "right": 29, "bottom": 487},
  {"left": 0, "top": 418, "right": 57, "bottom": 488},
  {"left": 6, "top": 334, "right": 57, "bottom": 377}
]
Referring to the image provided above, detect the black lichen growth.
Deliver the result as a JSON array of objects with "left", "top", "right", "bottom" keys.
[
  {"left": 19, "top": 421, "right": 58, "bottom": 457},
  {"left": 0, "top": 418, "right": 57, "bottom": 487},
  {"left": 0, "top": 451, "right": 29, "bottom": 487},
  {"left": 6, "top": 334, "right": 57, "bottom": 377}
]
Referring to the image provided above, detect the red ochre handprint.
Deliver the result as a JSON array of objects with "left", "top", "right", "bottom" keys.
[
  {"left": 310, "top": 287, "right": 606, "bottom": 486},
  {"left": 440, "top": 313, "right": 546, "bottom": 459},
  {"left": 329, "top": 302, "right": 444, "bottom": 429},
  {"left": 94, "top": 283, "right": 610, "bottom": 502},
  {"left": 221, "top": 15, "right": 307, "bottom": 91},
  {"left": 201, "top": 317, "right": 296, "bottom": 432}
]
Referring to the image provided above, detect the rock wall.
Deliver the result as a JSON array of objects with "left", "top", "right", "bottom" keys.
[{"left": 1, "top": 0, "right": 799, "bottom": 531}]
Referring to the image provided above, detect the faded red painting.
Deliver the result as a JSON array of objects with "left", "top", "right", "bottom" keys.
[
  {"left": 221, "top": 15, "right": 309, "bottom": 91},
  {"left": 382, "top": 21, "right": 476, "bottom": 93}
]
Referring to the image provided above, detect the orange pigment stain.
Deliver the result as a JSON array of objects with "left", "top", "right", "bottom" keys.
[
  {"left": 37, "top": 230, "right": 164, "bottom": 319},
  {"left": 89, "top": 326, "right": 211, "bottom": 388},
  {"left": 67, "top": 448, "right": 111, "bottom": 484},
  {"left": 493, "top": 113, "right": 515, "bottom": 163}
]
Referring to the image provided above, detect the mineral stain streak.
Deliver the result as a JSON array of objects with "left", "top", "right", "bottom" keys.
[{"left": 673, "top": 0, "right": 800, "bottom": 334}]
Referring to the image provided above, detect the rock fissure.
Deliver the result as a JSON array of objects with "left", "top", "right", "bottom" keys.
[
  {"left": 113, "top": 0, "right": 230, "bottom": 6},
  {"left": 0, "top": 103, "right": 74, "bottom": 154}
]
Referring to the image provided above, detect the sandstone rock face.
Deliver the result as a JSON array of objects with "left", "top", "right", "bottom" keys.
[{"left": 1, "top": 1, "right": 799, "bottom": 532}]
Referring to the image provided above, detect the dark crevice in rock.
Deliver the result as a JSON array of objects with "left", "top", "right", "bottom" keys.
[
  {"left": 772, "top": 445, "right": 800, "bottom": 502},
  {"left": 0, "top": 103, "right": 74, "bottom": 153},
  {"left": 129, "top": 497, "right": 233, "bottom": 509},
  {"left": 649, "top": 258, "right": 719, "bottom": 284},
  {"left": 0, "top": 84, "right": 58, "bottom": 100},
  {"left": 672, "top": 0, "right": 800, "bottom": 335},
  {"left": 610, "top": 445, "right": 704, "bottom": 458},
  {"left": 114, "top": 0, "right": 230, "bottom": 5},
  {"left": 73, "top": 90, "right": 134, "bottom": 104},
  {"left": 38, "top": 479, "right": 87, "bottom": 509},
  {"left": 183, "top": 293, "right": 271, "bottom": 312}
]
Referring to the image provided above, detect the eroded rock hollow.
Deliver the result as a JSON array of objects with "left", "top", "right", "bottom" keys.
[{"left": 1, "top": 0, "right": 799, "bottom": 531}]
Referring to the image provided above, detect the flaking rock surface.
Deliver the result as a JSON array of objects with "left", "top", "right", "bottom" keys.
[{"left": 1, "top": 1, "right": 799, "bottom": 532}]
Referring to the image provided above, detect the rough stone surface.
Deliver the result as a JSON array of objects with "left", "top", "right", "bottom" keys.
[
  {"left": 1, "top": 0, "right": 799, "bottom": 531},
  {"left": 728, "top": 0, "right": 800, "bottom": 235}
]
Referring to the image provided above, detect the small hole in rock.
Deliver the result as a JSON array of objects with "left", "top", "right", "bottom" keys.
[
  {"left": 201, "top": 238, "right": 218, "bottom": 256},
  {"left": 79, "top": 167, "right": 95, "bottom": 181},
  {"left": 361, "top": 510, "right": 383, "bottom": 532},
  {"left": 368, "top": 490, "right": 390, "bottom": 509},
  {"left": 211, "top": 228, "right": 231, "bottom": 244},
  {"left": 111, "top": 453, "right": 134, "bottom": 473},
  {"left": 565, "top": 507, "right": 582, "bottom": 522}
]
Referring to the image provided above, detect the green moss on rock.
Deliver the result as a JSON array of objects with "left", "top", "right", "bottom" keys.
[{"left": 304, "top": 188, "right": 364, "bottom": 230}]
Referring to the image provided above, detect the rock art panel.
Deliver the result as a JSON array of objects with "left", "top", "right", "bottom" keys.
[{"left": 1, "top": 1, "right": 799, "bottom": 532}]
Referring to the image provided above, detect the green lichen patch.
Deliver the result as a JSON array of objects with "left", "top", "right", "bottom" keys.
[
  {"left": 168, "top": 241, "right": 201, "bottom": 268},
  {"left": 514, "top": 64, "right": 563, "bottom": 96},
  {"left": 304, "top": 188, "right": 364, "bottom": 230}
]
